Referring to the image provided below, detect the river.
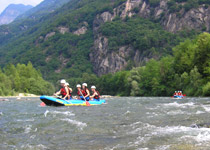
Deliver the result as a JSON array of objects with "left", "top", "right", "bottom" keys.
[{"left": 1, "top": 97, "right": 210, "bottom": 150}]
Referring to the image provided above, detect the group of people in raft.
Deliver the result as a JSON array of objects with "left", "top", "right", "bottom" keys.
[
  {"left": 54, "top": 79, "right": 100, "bottom": 101},
  {"left": 173, "top": 91, "right": 184, "bottom": 97}
]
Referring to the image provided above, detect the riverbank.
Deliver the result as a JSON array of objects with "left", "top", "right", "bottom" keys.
[{"left": 0, "top": 93, "right": 39, "bottom": 98}]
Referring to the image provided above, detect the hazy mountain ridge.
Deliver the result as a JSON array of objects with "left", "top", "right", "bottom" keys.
[
  {"left": 0, "top": 4, "right": 33, "bottom": 25},
  {"left": 16, "top": 0, "right": 71, "bottom": 21},
  {"left": 0, "top": 0, "right": 72, "bottom": 47}
]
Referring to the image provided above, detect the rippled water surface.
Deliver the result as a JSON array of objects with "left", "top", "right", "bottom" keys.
[{"left": 1, "top": 97, "right": 210, "bottom": 150}]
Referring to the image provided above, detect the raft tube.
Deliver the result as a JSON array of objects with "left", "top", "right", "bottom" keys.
[
  {"left": 173, "top": 95, "right": 184, "bottom": 99},
  {"left": 40, "top": 95, "right": 106, "bottom": 106}
]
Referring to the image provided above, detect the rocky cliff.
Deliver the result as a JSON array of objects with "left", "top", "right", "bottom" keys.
[
  {"left": 0, "top": 4, "right": 33, "bottom": 25},
  {"left": 90, "top": 0, "right": 210, "bottom": 76}
]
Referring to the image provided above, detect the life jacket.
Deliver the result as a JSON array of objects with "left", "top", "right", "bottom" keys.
[
  {"left": 77, "top": 90, "right": 82, "bottom": 96},
  {"left": 94, "top": 91, "right": 100, "bottom": 99},
  {"left": 82, "top": 88, "right": 89, "bottom": 96},
  {"left": 60, "top": 88, "right": 67, "bottom": 97},
  {"left": 178, "top": 92, "right": 181, "bottom": 96}
]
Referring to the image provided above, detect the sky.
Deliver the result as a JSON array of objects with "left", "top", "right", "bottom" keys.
[{"left": 0, "top": 0, "right": 44, "bottom": 14}]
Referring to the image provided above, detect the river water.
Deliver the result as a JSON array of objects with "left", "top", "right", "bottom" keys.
[{"left": 1, "top": 97, "right": 210, "bottom": 150}]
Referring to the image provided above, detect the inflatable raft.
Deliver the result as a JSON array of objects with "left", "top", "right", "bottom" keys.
[
  {"left": 40, "top": 95, "right": 106, "bottom": 106},
  {"left": 172, "top": 95, "right": 184, "bottom": 99}
]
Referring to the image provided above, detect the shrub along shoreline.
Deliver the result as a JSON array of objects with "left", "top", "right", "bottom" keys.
[{"left": 0, "top": 62, "right": 55, "bottom": 96}]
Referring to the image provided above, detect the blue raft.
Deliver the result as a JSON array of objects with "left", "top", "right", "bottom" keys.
[
  {"left": 40, "top": 95, "right": 106, "bottom": 106},
  {"left": 173, "top": 95, "right": 184, "bottom": 99}
]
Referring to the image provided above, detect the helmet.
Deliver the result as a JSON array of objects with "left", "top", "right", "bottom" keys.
[
  {"left": 60, "top": 79, "right": 66, "bottom": 84},
  {"left": 76, "top": 84, "right": 81, "bottom": 88},
  {"left": 82, "top": 83, "right": 87, "bottom": 87},
  {"left": 91, "top": 86, "right": 96, "bottom": 89},
  {"left": 65, "top": 83, "right": 69, "bottom": 86}
]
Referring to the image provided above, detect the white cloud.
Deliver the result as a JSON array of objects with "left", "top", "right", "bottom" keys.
[{"left": 0, "top": 0, "right": 44, "bottom": 14}]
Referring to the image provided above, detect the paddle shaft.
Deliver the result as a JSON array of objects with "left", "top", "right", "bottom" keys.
[{"left": 79, "top": 89, "right": 90, "bottom": 106}]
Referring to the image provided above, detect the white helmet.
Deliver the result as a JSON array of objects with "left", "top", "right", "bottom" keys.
[
  {"left": 60, "top": 79, "right": 66, "bottom": 84},
  {"left": 82, "top": 83, "right": 87, "bottom": 87},
  {"left": 91, "top": 86, "right": 96, "bottom": 89},
  {"left": 76, "top": 84, "right": 81, "bottom": 88},
  {"left": 65, "top": 83, "right": 69, "bottom": 86}
]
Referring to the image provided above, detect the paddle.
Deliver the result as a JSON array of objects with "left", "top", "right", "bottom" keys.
[
  {"left": 40, "top": 102, "right": 46, "bottom": 107},
  {"left": 79, "top": 90, "right": 90, "bottom": 106}
]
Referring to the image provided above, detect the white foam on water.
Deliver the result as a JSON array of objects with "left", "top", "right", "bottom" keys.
[
  {"left": 61, "top": 118, "right": 87, "bottom": 130},
  {"left": 155, "top": 145, "right": 170, "bottom": 150},
  {"left": 30, "top": 135, "right": 36, "bottom": 139},
  {"left": 17, "top": 118, "right": 35, "bottom": 122},
  {"left": 162, "top": 102, "right": 195, "bottom": 108},
  {"left": 166, "top": 110, "right": 186, "bottom": 115},
  {"left": 34, "top": 128, "right": 37, "bottom": 132},
  {"left": 196, "top": 110, "right": 205, "bottom": 114},
  {"left": 104, "top": 144, "right": 127, "bottom": 150},
  {"left": 165, "top": 109, "right": 205, "bottom": 115},
  {"left": 44, "top": 110, "right": 49, "bottom": 117},
  {"left": 137, "top": 148, "right": 149, "bottom": 150},
  {"left": 0, "top": 112, "right": 3, "bottom": 115},
  {"left": 146, "top": 112, "right": 159, "bottom": 118},
  {"left": 194, "top": 130, "right": 210, "bottom": 143},
  {"left": 152, "top": 126, "right": 193, "bottom": 136},
  {"left": 149, "top": 125, "right": 210, "bottom": 144},
  {"left": 128, "top": 122, "right": 156, "bottom": 135},
  {"left": 124, "top": 110, "right": 131, "bottom": 115},
  {"left": 128, "top": 136, "right": 151, "bottom": 147},
  {"left": 24, "top": 125, "right": 32, "bottom": 134},
  {"left": 44, "top": 110, "right": 75, "bottom": 117},
  {"left": 21, "top": 144, "right": 47, "bottom": 150},
  {"left": 202, "top": 105, "right": 210, "bottom": 112}
]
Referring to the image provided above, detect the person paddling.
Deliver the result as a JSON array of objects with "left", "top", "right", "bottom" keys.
[
  {"left": 66, "top": 82, "right": 73, "bottom": 99},
  {"left": 81, "top": 83, "right": 90, "bottom": 101},
  {"left": 54, "top": 79, "right": 70, "bottom": 100},
  {"left": 178, "top": 91, "right": 182, "bottom": 96},
  {"left": 76, "top": 84, "right": 82, "bottom": 100},
  {"left": 90, "top": 86, "right": 100, "bottom": 101}
]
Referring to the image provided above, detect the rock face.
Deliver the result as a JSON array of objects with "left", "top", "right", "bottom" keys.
[
  {"left": 90, "top": 0, "right": 210, "bottom": 76},
  {"left": 73, "top": 26, "right": 87, "bottom": 35},
  {"left": 44, "top": 32, "right": 55, "bottom": 41},
  {"left": 90, "top": 36, "right": 133, "bottom": 76},
  {"left": 58, "top": 26, "right": 69, "bottom": 34},
  {"left": 0, "top": 4, "right": 33, "bottom": 25},
  {"left": 136, "top": 0, "right": 210, "bottom": 33}
]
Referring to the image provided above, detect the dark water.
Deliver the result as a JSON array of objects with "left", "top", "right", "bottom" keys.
[{"left": 1, "top": 97, "right": 210, "bottom": 150}]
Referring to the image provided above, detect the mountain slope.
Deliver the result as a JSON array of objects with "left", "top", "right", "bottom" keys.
[
  {"left": 0, "top": 0, "right": 209, "bottom": 82},
  {"left": 0, "top": 0, "right": 71, "bottom": 47},
  {"left": 16, "top": 0, "right": 71, "bottom": 21},
  {"left": 0, "top": 4, "right": 33, "bottom": 25}
]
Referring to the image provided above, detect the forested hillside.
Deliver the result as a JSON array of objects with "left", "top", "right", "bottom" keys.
[
  {"left": 88, "top": 33, "right": 210, "bottom": 96},
  {"left": 0, "top": 0, "right": 209, "bottom": 96}
]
